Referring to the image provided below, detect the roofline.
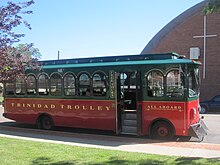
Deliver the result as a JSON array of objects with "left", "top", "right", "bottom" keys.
[
  {"left": 140, "top": 1, "right": 207, "bottom": 54},
  {"left": 40, "top": 52, "right": 181, "bottom": 66},
  {"left": 41, "top": 59, "right": 199, "bottom": 69}
]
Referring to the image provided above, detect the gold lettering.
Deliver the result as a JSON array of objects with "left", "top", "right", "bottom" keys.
[
  {"left": 37, "top": 104, "right": 42, "bottom": 108},
  {"left": 90, "top": 106, "right": 95, "bottom": 110},
  {"left": 60, "top": 105, "right": 65, "bottom": 109},
  {"left": 51, "top": 104, "right": 56, "bottom": 109},
  {"left": 106, "top": 106, "right": 111, "bottom": 111},
  {"left": 98, "top": 106, "right": 102, "bottom": 111},
  {"left": 44, "top": 105, "right": 49, "bottom": 109},
  {"left": 146, "top": 105, "right": 150, "bottom": 111},
  {"left": 82, "top": 105, "right": 87, "bottom": 110},
  {"left": 17, "top": 103, "right": 21, "bottom": 107},
  {"left": 11, "top": 103, "right": 15, "bottom": 107},
  {"left": 67, "top": 105, "right": 72, "bottom": 110},
  {"left": 75, "top": 105, "right": 80, "bottom": 110},
  {"left": 27, "top": 104, "right": 31, "bottom": 108}
]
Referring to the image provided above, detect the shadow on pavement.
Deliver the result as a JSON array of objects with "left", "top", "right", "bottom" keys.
[{"left": 0, "top": 121, "right": 194, "bottom": 148}]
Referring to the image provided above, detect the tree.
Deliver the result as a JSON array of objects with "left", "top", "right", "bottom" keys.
[
  {"left": 203, "top": 0, "right": 220, "bottom": 14},
  {"left": 15, "top": 43, "right": 41, "bottom": 59},
  {"left": 0, "top": 0, "right": 40, "bottom": 82}
]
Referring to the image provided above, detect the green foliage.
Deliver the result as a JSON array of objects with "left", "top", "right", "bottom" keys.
[
  {"left": 0, "top": 1, "right": 41, "bottom": 82},
  {"left": 15, "top": 43, "right": 42, "bottom": 59},
  {"left": 203, "top": 0, "right": 220, "bottom": 14},
  {"left": 0, "top": 137, "right": 219, "bottom": 165}
]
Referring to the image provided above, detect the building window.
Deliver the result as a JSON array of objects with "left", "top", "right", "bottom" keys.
[
  {"left": 50, "top": 73, "right": 62, "bottom": 96},
  {"left": 147, "top": 70, "right": 164, "bottom": 97},
  {"left": 78, "top": 73, "right": 91, "bottom": 96},
  {"left": 64, "top": 73, "right": 76, "bottom": 96},
  {"left": 27, "top": 75, "right": 37, "bottom": 95},
  {"left": 38, "top": 73, "right": 49, "bottom": 95},
  {"left": 92, "top": 72, "right": 107, "bottom": 96}
]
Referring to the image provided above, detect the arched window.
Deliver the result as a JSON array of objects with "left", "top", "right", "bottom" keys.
[
  {"left": 64, "top": 73, "right": 75, "bottom": 96},
  {"left": 147, "top": 70, "right": 164, "bottom": 97},
  {"left": 5, "top": 82, "right": 15, "bottom": 95},
  {"left": 78, "top": 73, "right": 91, "bottom": 96},
  {"left": 166, "top": 70, "right": 184, "bottom": 97},
  {"left": 27, "top": 75, "right": 36, "bottom": 95},
  {"left": 50, "top": 73, "right": 62, "bottom": 96},
  {"left": 15, "top": 78, "right": 25, "bottom": 95},
  {"left": 38, "top": 73, "right": 49, "bottom": 95},
  {"left": 92, "top": 72, "right": 107, "bottom": 96}
]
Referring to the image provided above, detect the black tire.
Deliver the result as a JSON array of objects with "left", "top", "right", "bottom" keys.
[
  {"left": 40, "top": 115, "right": 54, "bottom": 130},
  {"left": 200, "top": 105, "right": 207, "bottom": 114},
  {"left": 151, "top": 121, "right": 174, "bottom": 140}
]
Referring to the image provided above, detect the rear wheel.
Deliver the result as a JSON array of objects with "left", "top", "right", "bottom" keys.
[
  {"left": 151, "top": 121, "right": 174, "bottom": 140},
  {"left": 40, "top": 115, "right": 54, "bottom": 130}
]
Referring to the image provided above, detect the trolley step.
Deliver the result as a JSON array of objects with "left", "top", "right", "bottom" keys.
[
  {"left": 121, "top": 112, "right": 137, "bottom": 135},
  {"left": 123, "top": 113, "right": 137, "bottom": 120},
  {"left": 121, "top": 126, "right": 137, "bottom": 135},
  {"left": 123, "top": 119, "right": 137, "bottom": 127}
]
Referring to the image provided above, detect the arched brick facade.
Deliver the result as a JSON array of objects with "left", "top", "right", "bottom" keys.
[{"left": 141, "top": 1, "right": 220, "bottom": 101}]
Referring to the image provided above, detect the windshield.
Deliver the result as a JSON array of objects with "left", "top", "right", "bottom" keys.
[{"left": 188, "top": 68, "right": 200, "bottom": 98}]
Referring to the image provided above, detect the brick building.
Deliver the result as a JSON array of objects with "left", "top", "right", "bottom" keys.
[{"left": 141, "top": 1, "right": 220, "bottom": 101}]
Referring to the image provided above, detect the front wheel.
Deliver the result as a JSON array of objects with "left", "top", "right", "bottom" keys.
[
  {"left": 40, "top": 115, "right": 54, "bottom": 130},
  {"left": 151, "top": 121, "right": 174, "bottom": 140}
]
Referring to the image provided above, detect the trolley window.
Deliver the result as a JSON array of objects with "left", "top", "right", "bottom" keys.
[
  {"left": 188, "top": 68, "right": 199, "bottom": 97},
  {"left": 27, "top": 75, "right": 37, "bottom": 95},
  {"left": 64, "top": 73, "right": 76, "bottom": 96},
  {"left": 166, "top": 70, "right": 184, "bottom": 98},
  {"left": 5, "top": 82, "right": 14, "bottom": 95},
  {"left": 50, "top": 73, "right": 62, "bottom": 96},
  {"left": 15, "top": 78, "right": 25, "bottom": 95},
  {"left": 92, "top": 72, "right": 107, "bottom": 96},
  {"left": 147, "top": 70, "right": 164, "bottom": 97},
  {"left": 38, "top": 73, "right": 49, "bottom": 95},
  {"left": 78, "top": 73, "right": 91, "bottom": 96}
]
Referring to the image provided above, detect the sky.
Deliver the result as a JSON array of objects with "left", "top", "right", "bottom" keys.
[{"left": 8, "top": 0, "right": 204, "bottom": 60}]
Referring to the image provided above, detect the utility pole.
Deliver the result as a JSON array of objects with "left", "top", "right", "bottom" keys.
[{"left": 58, "top": 50, "right": 60, "bottom": 60}]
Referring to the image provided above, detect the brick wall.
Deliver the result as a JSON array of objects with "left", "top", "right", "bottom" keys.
[{"left": 146, "top": 11, "right": 220, "bottom": 101}]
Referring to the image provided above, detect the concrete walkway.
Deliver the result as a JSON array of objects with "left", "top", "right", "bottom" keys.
[{"left": 0, "top": 125, "right": 220, "bottom": 159}]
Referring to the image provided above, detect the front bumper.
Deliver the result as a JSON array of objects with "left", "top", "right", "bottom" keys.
[{"left": 189, "top": 119, "right": 208, "bottom": 139}]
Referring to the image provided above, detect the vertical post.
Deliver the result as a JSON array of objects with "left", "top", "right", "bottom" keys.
[
  {"left": 58, "top": 50, "right": 60, "bottom": 60},
  {"left": 203, "top": 15, "right": 206, "bottom": 79}
]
